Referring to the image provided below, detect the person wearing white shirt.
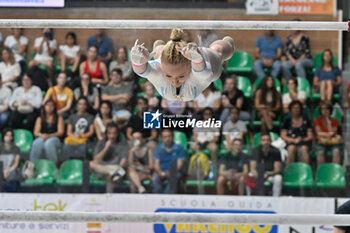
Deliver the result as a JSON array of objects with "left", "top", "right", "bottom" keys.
[
  {"left": 0, "top": 76, "right": 12, "bottom": 130},
  {"left": 0, "top": 47, "right": 21, "bottom": 90},
  {"left": 193, "top": 83, "right": 221, "bottom": 116},
  {"left": 282, "top": 77, "right": 306, "bottom": 114},
  {"left": 9, "top": 73, "right": 42, "bottom": 131},
  {"left": 4, "top": 28, "right": 28, "bottom": 72},
  {"left": 28, "top": 28, "right": 57, "bottom": 82},
  {"left": 59, "top": 32, "right": 80, "bottom": 73}
]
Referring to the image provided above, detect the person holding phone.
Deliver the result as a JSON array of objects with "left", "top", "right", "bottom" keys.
[{"left": 29, "top": 28, "right": 57, "bottom": 85}]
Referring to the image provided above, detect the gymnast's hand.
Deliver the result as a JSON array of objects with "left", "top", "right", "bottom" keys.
[
  {"left": 131, "top": 39, "right": 155, "bottom": 66},
  {"left": 176, "top": 43, "right": 204, "bottom": 64}
]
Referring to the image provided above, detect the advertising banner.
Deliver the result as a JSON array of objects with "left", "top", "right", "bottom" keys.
[
  {"left": 0, "top": 194, "right": 337, "bottom": 233},
  {"left": 279, "top": 0, "right": 335, "bottom": 15},
  {"left": 0, "top": 0, "right": 64, "bottom": 8}
]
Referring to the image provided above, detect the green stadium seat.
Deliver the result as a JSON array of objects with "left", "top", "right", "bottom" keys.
[
  {"left": 23, "top": 159, "right": 56, "bottom": 186},
  {"left": 253, "top": 77, "right": 281, "bottom": 93},
  {"left": 14, "top": 129, "right": 33, "bottom": 154},
  {"left": 225, "top": 51, "right": 253, "bottom": 74},
  {"left": 283, "top": 77, "right": 311, "bottom": 99},
  {"left": 56, "top": 160, "right": 83, "bottom": 185},
  {"left": 314, "top": 105, "right": 342, "bottom": 125},
  {"left": 90, "top": 173, "right": 106, "bottom": 186},
  {"left": 252, "top": 132, "right": 279, "bottom": 147},
  {"left": 252, "top": 109, "right": 282, "bottom": 129},
  {"left": 283, "top": 162, "right": 313, "bottom": 188},
  {"left": 315, "top": 163, "right": 345, "bottom": 188},
  {"left": 185, "top": 180, "right": 215, "bottom": 187},
  {"left": 313, "top": 52, "right": 338, "bottom": 72},
  {"left": 173, "top": 130, "right": 188, "bottom": 151},
  {"left": 213, "top": 78, "right": 223, "bottom": 92},
  {"left": 236, "top": 76, "right": 252, "bottom": 99}
]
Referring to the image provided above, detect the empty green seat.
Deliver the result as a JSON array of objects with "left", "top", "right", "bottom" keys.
[
  {"left": 173, "top": 130, "right": 188, "bottom": 151},
  {"left": 185, "top": 180, "right": 215, "bottom": 187},
  {"left": 253, "top": 77, "right": 281, "bottom": 93},
  {"left": 14, "top": 129, "right": 33, "bottom": 154},
  {"left": 236, "top": 76, "right": 252, "bottom": 99},
  {"left": 56, "top": 160, "right": 83, "bottom": 185},
  {"left": 23, "top": 159, "right": 56, "bottom": 186},
  {"left": 315, "top": 163, "right": 345, "bottom": 188},
  {"left": 283, "top": 162, "right": 313, "bottom": 188},
  {"left": 252, "top": 132, "right": 279, "bottom": 147},
  {"left": 225, "top": 51, "right": 253, "bottom": 74},
  {"left": 213, "top": 78, "right": 223, "bottom": 92},
  {"left": 283, "top": 77, "right": 311, "bottom": 99},
  {"left": 314, "top": 106, "right": 342, "bottom": 124}
]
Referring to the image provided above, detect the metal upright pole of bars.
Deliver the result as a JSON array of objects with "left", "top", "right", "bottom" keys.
[{"left": 0, "top": 19, "right": 347, "bottom": 31}]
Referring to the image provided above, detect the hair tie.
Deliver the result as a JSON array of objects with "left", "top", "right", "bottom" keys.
[{"left": 172, "top": 39, "right": 181, "bottom": 42}]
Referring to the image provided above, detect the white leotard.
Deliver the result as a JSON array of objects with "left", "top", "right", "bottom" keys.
[{"left": 135, "top": 51, "right": 214, "bottom": 101}]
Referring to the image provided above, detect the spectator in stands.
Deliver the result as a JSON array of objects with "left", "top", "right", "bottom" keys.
[
  {"left": 58, "top": 32, "right": 80, "bottom": 74},
  {"left": 315, "top": 100, "right": 342, "bottom": 167},
  {"left": 126, "top": 97, "right": 158, "bottom": 149},
  {"left": 282, "top": 77, "right": 306, "bottom": 114},
  {"left": 193, "top": 83, "right": 221, "bottom": 117},
  {"left": 43, "top": 72, "right": 73, "bottom": 118},
  {"left": 9, "top": 73, "right": 42, "bottom": 131},
  {"left": 313, "top": 49, "right": 342, "bottom": 101},
  {"left": 0, "top": 47, "right": 21, "bottom": 90},
  {"left": 74, "top": 73, "right": 100, "bottom": 113},
  {"left": 254, "top": 76, "right": 281, "bottom": 132},
  {"left": 86, "top": 29, "right": 114, "bottom": 67},
  {"left": 128, "top": 132, "right": 153, "bottom": 193},
  {"left": 182, "top": 30, "right": 192, "bottom": 43},
  {"left": 280, "top": 100, "right": 313, "bottom": 166},
  {"left": 102, "top": 68, "right": 132, "bottom": 127},
  {"left": 222, "top": 106, "right": 248, "bottom": 153},
  {"left": 152, "top": 129, "right": 185, "bottom": 194},
  {"left": 282, "top": 22, "right": 313, "bottom": 79},
  {"left": 333, "top": 200, "right": 350, "bottom": 233},
  {"left": 0, "top": 75, "right": 11, "bottom": 130},
  {"left": 90, "top": 122, "right": 129, "bottom": 193},
  {"left": 29, "top": 28, "right": 57, "bottom": 83},
  {"left": 0, "top": 128, "right": 21, "bottom": 183},
  {"left": 62, "top": 96, "right": 94, "bottom": 159},
  {"left": 79, "top": 45, "right": 109, "bottom": 85},
  {"left": 254, "top": 30, "right": 283, "bottom": 79},
  {"left": 30, "top": 99, "right": 64, "bottom": 163},
  {"left": 4, "top": 28, "right": 28, "bottom": 73},
  {"left": 193, "top": 107, "right": 220, "bottom": 168},
  {"left": 94, "top": 100, "right": 113, "bottom": 141},
  {"left": 250, "top": 132, "right": 282, "bottom": 196},
  {"left": 200, "top": 30, "right": 219, "bottom": 48},
  {"left": 217, "top": 138, "right": 248, "bottom": 195},
  {"left": 109, "top": 46, "right": 133, "bottom": 83},
  {"left": 220, "top": 75, "right": 250, "bottom": 123},
  {"left": 144, "top": 82, "right": 161, "bottom": 111}
]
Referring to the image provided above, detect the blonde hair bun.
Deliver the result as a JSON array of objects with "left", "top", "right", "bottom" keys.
[{"left": 170, "top": 28, "right": 184, "bottom": 42}]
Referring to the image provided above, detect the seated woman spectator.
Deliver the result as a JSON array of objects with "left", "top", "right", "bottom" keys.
[
  {"left": 254, "top": 76, "right": 281, "bottom": 132},
  {"left": 74, "top": 73, "right": 100, "bottom": 113},
  {"left": 9, "top": 73, "right": 42, "bottom": 131},
  {"left": 313, "top": 49, "right": 342, "bottom": 101},
  {"left": 128, "top": 132, "right": 153, "bottom": 193},
  {"left": 109, "top": 46, "right": 133, "bottom": 83},
  {"left": 0, "top": 128, "right": 21, "bottom": 183},
  {"left": 0, "top": 76, "right": 12, "bottom": 130},
  {"left": 43, "top": 72, "right": 73, "bottom": 118},
  {"left": 58, "top": 32, "right": 80, "bottom": 74},
  {"left": 280, "top": 100, "right": 313, "bottom": 166},
  {"left": 282, "top": 77, "right": 306, "bottom": 114},
  {"left": 220, "top": 75, "right": 250, "bottom": 123},
  {"left": 144, "top": 82, "right": 160, "bottom": 111},
  {"left": 193, "top": 83, "right": 221, "bottom": 117},
  {"left": 315, "top": 100, "right": 342, "bottom": 167},
  {"left": 222, "top": 107, "right": 247, "bottom": 152},
  {"left": 0, "top": 47, "right": 21, "bottom": 90},
  {"left": 193, "top": 107, "right": 220, "bottom": 168},
  {"left": 4, "top": 28, "right": 28, "bottom": 73},
  {"left": 282, "top": 23, "right": 313, "bottom": 79},
  {"left": 30, "top": 99, "right": 64, "bottom": 163},
  {"left": 94, "top": 100, "right": 113, "bottom": 141},
  {"left": 216, "top": 138, "right": 248, "bottom": 195},
  {"left": 28, "top": 28, "right": 57, "bottom": 83},
  {"left": 63, "top": 97, "right": 94, "bottom": 159},
  {"left": 79, "top": 45, "right": 109, "bottom": 85}
]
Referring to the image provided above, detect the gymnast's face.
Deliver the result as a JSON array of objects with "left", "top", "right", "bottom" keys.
[{"left": 161, "top": 62, "right": 191, "bottom": 88}]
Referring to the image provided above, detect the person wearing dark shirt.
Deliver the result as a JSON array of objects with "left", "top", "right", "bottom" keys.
[
  {"left": 334, "top": 200, "right": 350, "bottom": 233},
  {"left": 217, "top": 138, "right": 248, "bottom": 195},
  {"left": 282, "top": 21, "right": 313, "bottom": 79},
  {"left": 86, "top": 29, "right": 114, "bottom": 66},
  {"left": 220, "top": 76, "right": 250, "bottom": 123},
  {"left": 250, "top": 132, "right": 282, "bottom": 196},
  {"left": 280, "top": 100, "right": 313, "bottom": 166}
]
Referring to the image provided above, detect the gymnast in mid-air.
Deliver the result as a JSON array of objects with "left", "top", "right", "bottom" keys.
[{"left": 131, "top": 28, "right": 235, "bottom": 101}]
